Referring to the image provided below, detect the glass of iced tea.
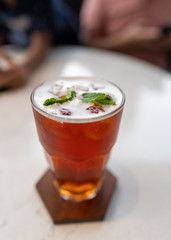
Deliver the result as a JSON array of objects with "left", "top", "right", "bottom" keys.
[{"left": 31, "top": 77, "right": 125, "bottom": 202}]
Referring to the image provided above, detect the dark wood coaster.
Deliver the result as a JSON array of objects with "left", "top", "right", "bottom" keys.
[{"left": 36, "top": 169, "right": 117, "bottom": 224}]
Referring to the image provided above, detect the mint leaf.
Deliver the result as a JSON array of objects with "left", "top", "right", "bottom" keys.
[
  {"left": 81, "top": 93, "right": 103, "bottom": 103},
  {"left": 43, "top": 90, "right": 76, "bottom": 106},
  {"left": 81, "top": 92, "right": 116, "bottom": 105},
  {"left": 66, "top": 89, "right": 76, "bottom": 99},
  {"left": 43, "top": 98, "right": 59, "bottom": 106}
]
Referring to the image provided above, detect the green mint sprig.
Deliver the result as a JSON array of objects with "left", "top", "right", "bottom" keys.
[
  {"left": 43, "top": 90, "right": 76, "bottom": 106},
  {"left": 80, "top": 92, "right": 116, "bottom": 105}
]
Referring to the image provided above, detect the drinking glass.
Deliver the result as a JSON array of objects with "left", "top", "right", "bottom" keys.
[{"left": 31, "top": 77, "right": 125, "bottom": 202}]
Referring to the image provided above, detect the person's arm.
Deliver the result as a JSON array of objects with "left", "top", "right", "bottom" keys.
[
  {"left": 84, "top": 20, "right": 161, "bottom": 52},
  {"left": 21, "top": 32, "right": 51, "bottom": 74},
  {"left": 0, "top": 32, "right": 51, "bottom": 89},
  {"left": 80, "top": 0, "right": 160, "bottom": 51}
]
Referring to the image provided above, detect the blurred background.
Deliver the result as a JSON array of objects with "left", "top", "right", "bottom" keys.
[
  {"left": 0, "top": 0, "right": 171, "bottom": 89},
  {"left": 1, "top": 1, "right": 171, "bottom": 239}
]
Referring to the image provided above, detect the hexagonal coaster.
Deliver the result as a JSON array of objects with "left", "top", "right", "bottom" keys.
[{"left": 36, "top": 169, "right": 117, "bottom": 224}]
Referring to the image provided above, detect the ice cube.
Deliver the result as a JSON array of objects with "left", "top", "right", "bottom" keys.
[
  {"left": 72, "top": 85, "right": 89, "bottom": 92},
  {"left": 48, "top": 84, "right": 63, "bottom": 96}
]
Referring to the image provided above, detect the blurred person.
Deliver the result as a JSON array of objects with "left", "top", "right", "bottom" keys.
[
  {"left": 0, "top": 0, "right": 81, "bottom": 89},
  {"left": 80, "top": 0, "right": 171, "bottom": 69}
]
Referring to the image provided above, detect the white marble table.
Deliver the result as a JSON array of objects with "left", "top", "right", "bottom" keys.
[{"left": 0, "top": 46, "right": 171, "bottom": 240}]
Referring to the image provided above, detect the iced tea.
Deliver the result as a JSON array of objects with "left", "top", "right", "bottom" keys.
[{"left": 31, "top": 77, "right": 125, "bottom": 201}]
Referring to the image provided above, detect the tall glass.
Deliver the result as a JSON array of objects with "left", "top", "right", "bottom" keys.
[{"left": 31, "top": 77, "right": 125, "bottom": 202}]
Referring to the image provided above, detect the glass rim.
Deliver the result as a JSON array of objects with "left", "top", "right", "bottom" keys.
[{"left": 30, "top": 76, "right": 126, "bottom": 123}]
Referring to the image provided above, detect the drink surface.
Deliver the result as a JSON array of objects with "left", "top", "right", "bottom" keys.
[{"left": 32, "top": 77, "right": 124, "bottom": 122}]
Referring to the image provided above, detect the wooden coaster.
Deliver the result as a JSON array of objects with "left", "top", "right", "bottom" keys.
[{"left": 36, "top": 169, "right": 117, "bottom": 224}]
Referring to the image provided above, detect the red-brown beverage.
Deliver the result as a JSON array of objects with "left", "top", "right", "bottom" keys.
[{"left": 31, "top": 77, "right": 125, "bottom": 201}]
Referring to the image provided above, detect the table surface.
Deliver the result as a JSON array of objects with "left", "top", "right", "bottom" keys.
[{"left": 0, "top": 46, "right": 171, "bottom": 240}]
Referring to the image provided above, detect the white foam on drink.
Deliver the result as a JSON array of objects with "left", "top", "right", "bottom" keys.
[{"left": 32, "top": 78, "right": 124, "bottom": 121}]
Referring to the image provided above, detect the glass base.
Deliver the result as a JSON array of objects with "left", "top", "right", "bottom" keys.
[
  {"left": 36, "top": 169, "right": 117, "bottom": 223},
  {"left": 54, "top": 180, "right": 102, "bottom": 202}
]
